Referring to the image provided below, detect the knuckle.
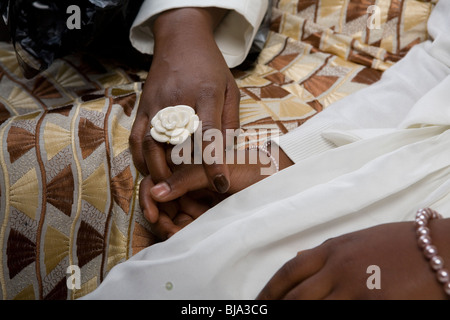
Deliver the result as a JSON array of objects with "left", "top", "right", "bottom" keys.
[
  {"left": 128, "top": 130, "right": 141, "bottom": 146},
  {"left": 279, "top": 258, "right": 300, "bottom": 281},
  {"left": 223, "top": 119, "right": 240, "bottom": 130},
  {"left": 197, "top": 84, "right": 220, "bottom": 100},
  {"left": 201, "top": 121, "right": 219, "bottom": 133},
  {"left": 167, "top": 88, "right": 183, "bottom": 105},
  {"left": 142, "top": 134, "right": 158, "bottom": 151}
]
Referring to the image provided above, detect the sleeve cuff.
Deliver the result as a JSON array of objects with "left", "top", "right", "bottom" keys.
[{"left": 272, "top": 119, "right": 338, "bottom": 164}]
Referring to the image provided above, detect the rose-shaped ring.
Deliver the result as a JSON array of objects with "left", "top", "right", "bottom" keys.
[{"left": 150, "top": 105, "right": 200, "bottom": 145}]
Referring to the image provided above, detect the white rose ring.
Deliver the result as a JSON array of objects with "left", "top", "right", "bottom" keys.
[{"left": 150, "top": 105, "right": 200, "bottom": 145}]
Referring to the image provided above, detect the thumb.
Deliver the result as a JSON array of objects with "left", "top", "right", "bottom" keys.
[{"left": 150, "top": 165, "right": 210, "bottom": 202}]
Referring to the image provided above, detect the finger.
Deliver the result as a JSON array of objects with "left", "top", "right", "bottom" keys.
[
  {"left": 323, "top": 289, "right": 348, "bottom": 300},
  {"left": 173, "top": 212, "right": 194, "bottom": 229},
  {"left": 149, "top": 212, "right": 181, "bottom": 240},
  {"left": 188, "top": 189, "right": 227, "bottom": 207},
  {"left": 150, "top": 165, "right": 209, "bottom": 202},
  {"left": 178, "top": 195, "right": 210, "bottom": 220},
  {"left": 221, "top": 79, "right": 240, "bottom": 133},
  {"left": 256, "top": 248, "right": 326, "bottom": 300},
  {"left": 196, "top": 93, "right": 231, "bottom": 194},
  {"left": 158, "top": 201, "right": 179, "bottom": 220},
  {"left": 129, "top": 115, "right": 150, "bottom": 175},
  {"left": 142, "top": 129, "right": 172, "bottom": 183},
  {"left": 283, "top": 269, "right": 333, "bottom": 300},
  {"left": 138, "top": 176, "right": 160, "bottom": 224}
]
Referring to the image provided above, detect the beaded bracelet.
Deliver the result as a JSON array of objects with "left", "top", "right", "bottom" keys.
[
  {"left": 248, "top": 140, "right": 280, "bottom": 174},
  {"left": 415, "top": 208, "right": 450, "bottom": 296}
]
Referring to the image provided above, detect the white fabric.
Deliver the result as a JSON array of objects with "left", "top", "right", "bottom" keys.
[
  {"left": 84, "top": 0, "right": 450, "bottom": 300},
  {"left": 129, "top": 0, "right": 269, "bottom": 67}
]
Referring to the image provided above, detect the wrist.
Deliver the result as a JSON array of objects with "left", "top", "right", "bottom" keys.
[{"left": 153, "top": 7, "right": 227, "bottom": 45}]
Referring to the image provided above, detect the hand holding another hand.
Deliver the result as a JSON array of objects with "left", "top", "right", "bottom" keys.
[{"left": 139, "top": 147, "right": 293, "bottom": 240}]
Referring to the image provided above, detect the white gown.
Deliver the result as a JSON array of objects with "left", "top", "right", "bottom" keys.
[{"left": 83, "top": 0, "right": 450, "bottom": 300}]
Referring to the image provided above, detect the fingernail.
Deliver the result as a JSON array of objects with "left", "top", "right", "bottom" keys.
[
  {"left": 213, "top": 174, "right": 229, "bottom": 194},
  {"left": 151, "top": 182, "right": 171, "bottom": 198}
]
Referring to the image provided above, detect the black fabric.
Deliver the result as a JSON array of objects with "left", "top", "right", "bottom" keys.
[{"left": 1, "top": 0, "right": 144, "bottom": 78}]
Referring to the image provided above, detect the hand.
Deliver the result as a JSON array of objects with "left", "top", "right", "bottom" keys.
[
  {"left": 140, "top": 147, "right": 294, "bottom": 240},
  {"left": 139, "top": 179, "right": 224, "bottom": 240},
  {"left": 257, "top": 220, "right": 450, "bottom": 300},
  {"left": 129, "top": 7, "right": 240, "bottom": 193}
]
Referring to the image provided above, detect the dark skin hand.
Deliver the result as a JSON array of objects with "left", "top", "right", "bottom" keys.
[
  {"left": 140, "top": 147, "right": 294, "bottom": 240},
  {"left": 129, "top": 7, "right": 240, "bottom": 195},
  {"left": 257, "top": 219, "right": 450, "bottom": 300}
]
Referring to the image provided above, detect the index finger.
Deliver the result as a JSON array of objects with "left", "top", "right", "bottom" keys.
[
  {"left": 142, "top": 130, "right": 172, "bottom": 183},
  {"left": 256, "top": 249, "right": 324, "bottom": 300},
  {"left": 196, "top": 93, "right": 230, "bottom": 193}
]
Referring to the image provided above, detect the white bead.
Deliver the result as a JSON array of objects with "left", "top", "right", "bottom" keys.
[
  {"left": 424, "top": 245, "right": 438, "bottom": 259},
  {"left": 437, "top": 269, "right": 450, "bottom": 283},
  {"left": 444, "top": 282, "right": 450, "bottom": 296},
  {"left": 415, "top": 218, "right": 427, "bottom": 228},
  {"left": 418, "top": 235, "right": 431, "bottom": 248},
  {"left": 416, "top": 226, "right": 430, "bottom": 237},
  {"left": 431, "top": 255, "right": 445, "bottom": 270}
]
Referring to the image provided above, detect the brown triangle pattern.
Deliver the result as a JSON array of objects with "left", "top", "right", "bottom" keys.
[
  {"left": 43, "top": 278, "right": 67, "bottom": 300},
  {"left": 302, "top": 31, "right": 323, "bottom": 49},
  {"left": 112, "top": 93, "right": 137, "bottom": 117},
  {"left": 76, "top": 220, "right": 104, "bottom": 268},
  {"left": 0, "top": 101, "right": 11, "bottom": 126},
  {"left": 6, "top": 228, "right": 36, "bottom": 279},
  {"left": 387, "top": 0, "right": 402, "bottom": 22},
  {"left": 131, "top": 222, "right": 158, "bottom": 256},
  {"left": 269, "top": 52, "right": 300, "bottom": 71},
  {"left": 48, "top": 104, "right": 72, "bottom": 117},
  {"left": 264, "top": 71, "right": 290, "bottom": 85},
  {"left": 111, "top": 165, "right": 134, "bottom": 214},
  {"left": 260, "top": 84, "right": 291, "bottom": 99},
  {"left": 346, "top": 0, "right": 374, "bottom": 23},
  {"left": 78, "top": 117, "right": 105, "bottom": 159},
  {"left": 46, "top": 164, "right": 74, "bottom": 216},
  {"left": 81, "top": 93, "right": 104, "bottom": 102},
  {"left": 32, "top": 76, "right": 62, "bottom": 100},
  {"left": 7, "top": 126, "right": 35, "bottom": 163},
  {"left": 351, "top": 67, "right": 382, "bottom": 85},
  {"left": 270, "top": 14, "right": 282, "bottom": 32},
  {"left": 297, "top": 0, "right": 318, "bottom": 13},
  {"left": 307, "top": 99, "right": 324, "bottom": 112},
  {"left": 302, "top": 75, "right": 339, "bottom": 97}
]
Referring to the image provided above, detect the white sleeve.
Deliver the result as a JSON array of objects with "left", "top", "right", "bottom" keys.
[
  {"left": 274, "top": 0, "right": 450, "bottom": 164},
  {"left": 129, "top": 0, "right": 269, "bottom": 68}
]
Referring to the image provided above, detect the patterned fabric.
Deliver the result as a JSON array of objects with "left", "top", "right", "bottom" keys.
[
  {"left": 0, "top": 0, "right": 436, "bottom": 299},
  {"left": 236, "top": 0, "right": 436, "bottom": 145}
]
